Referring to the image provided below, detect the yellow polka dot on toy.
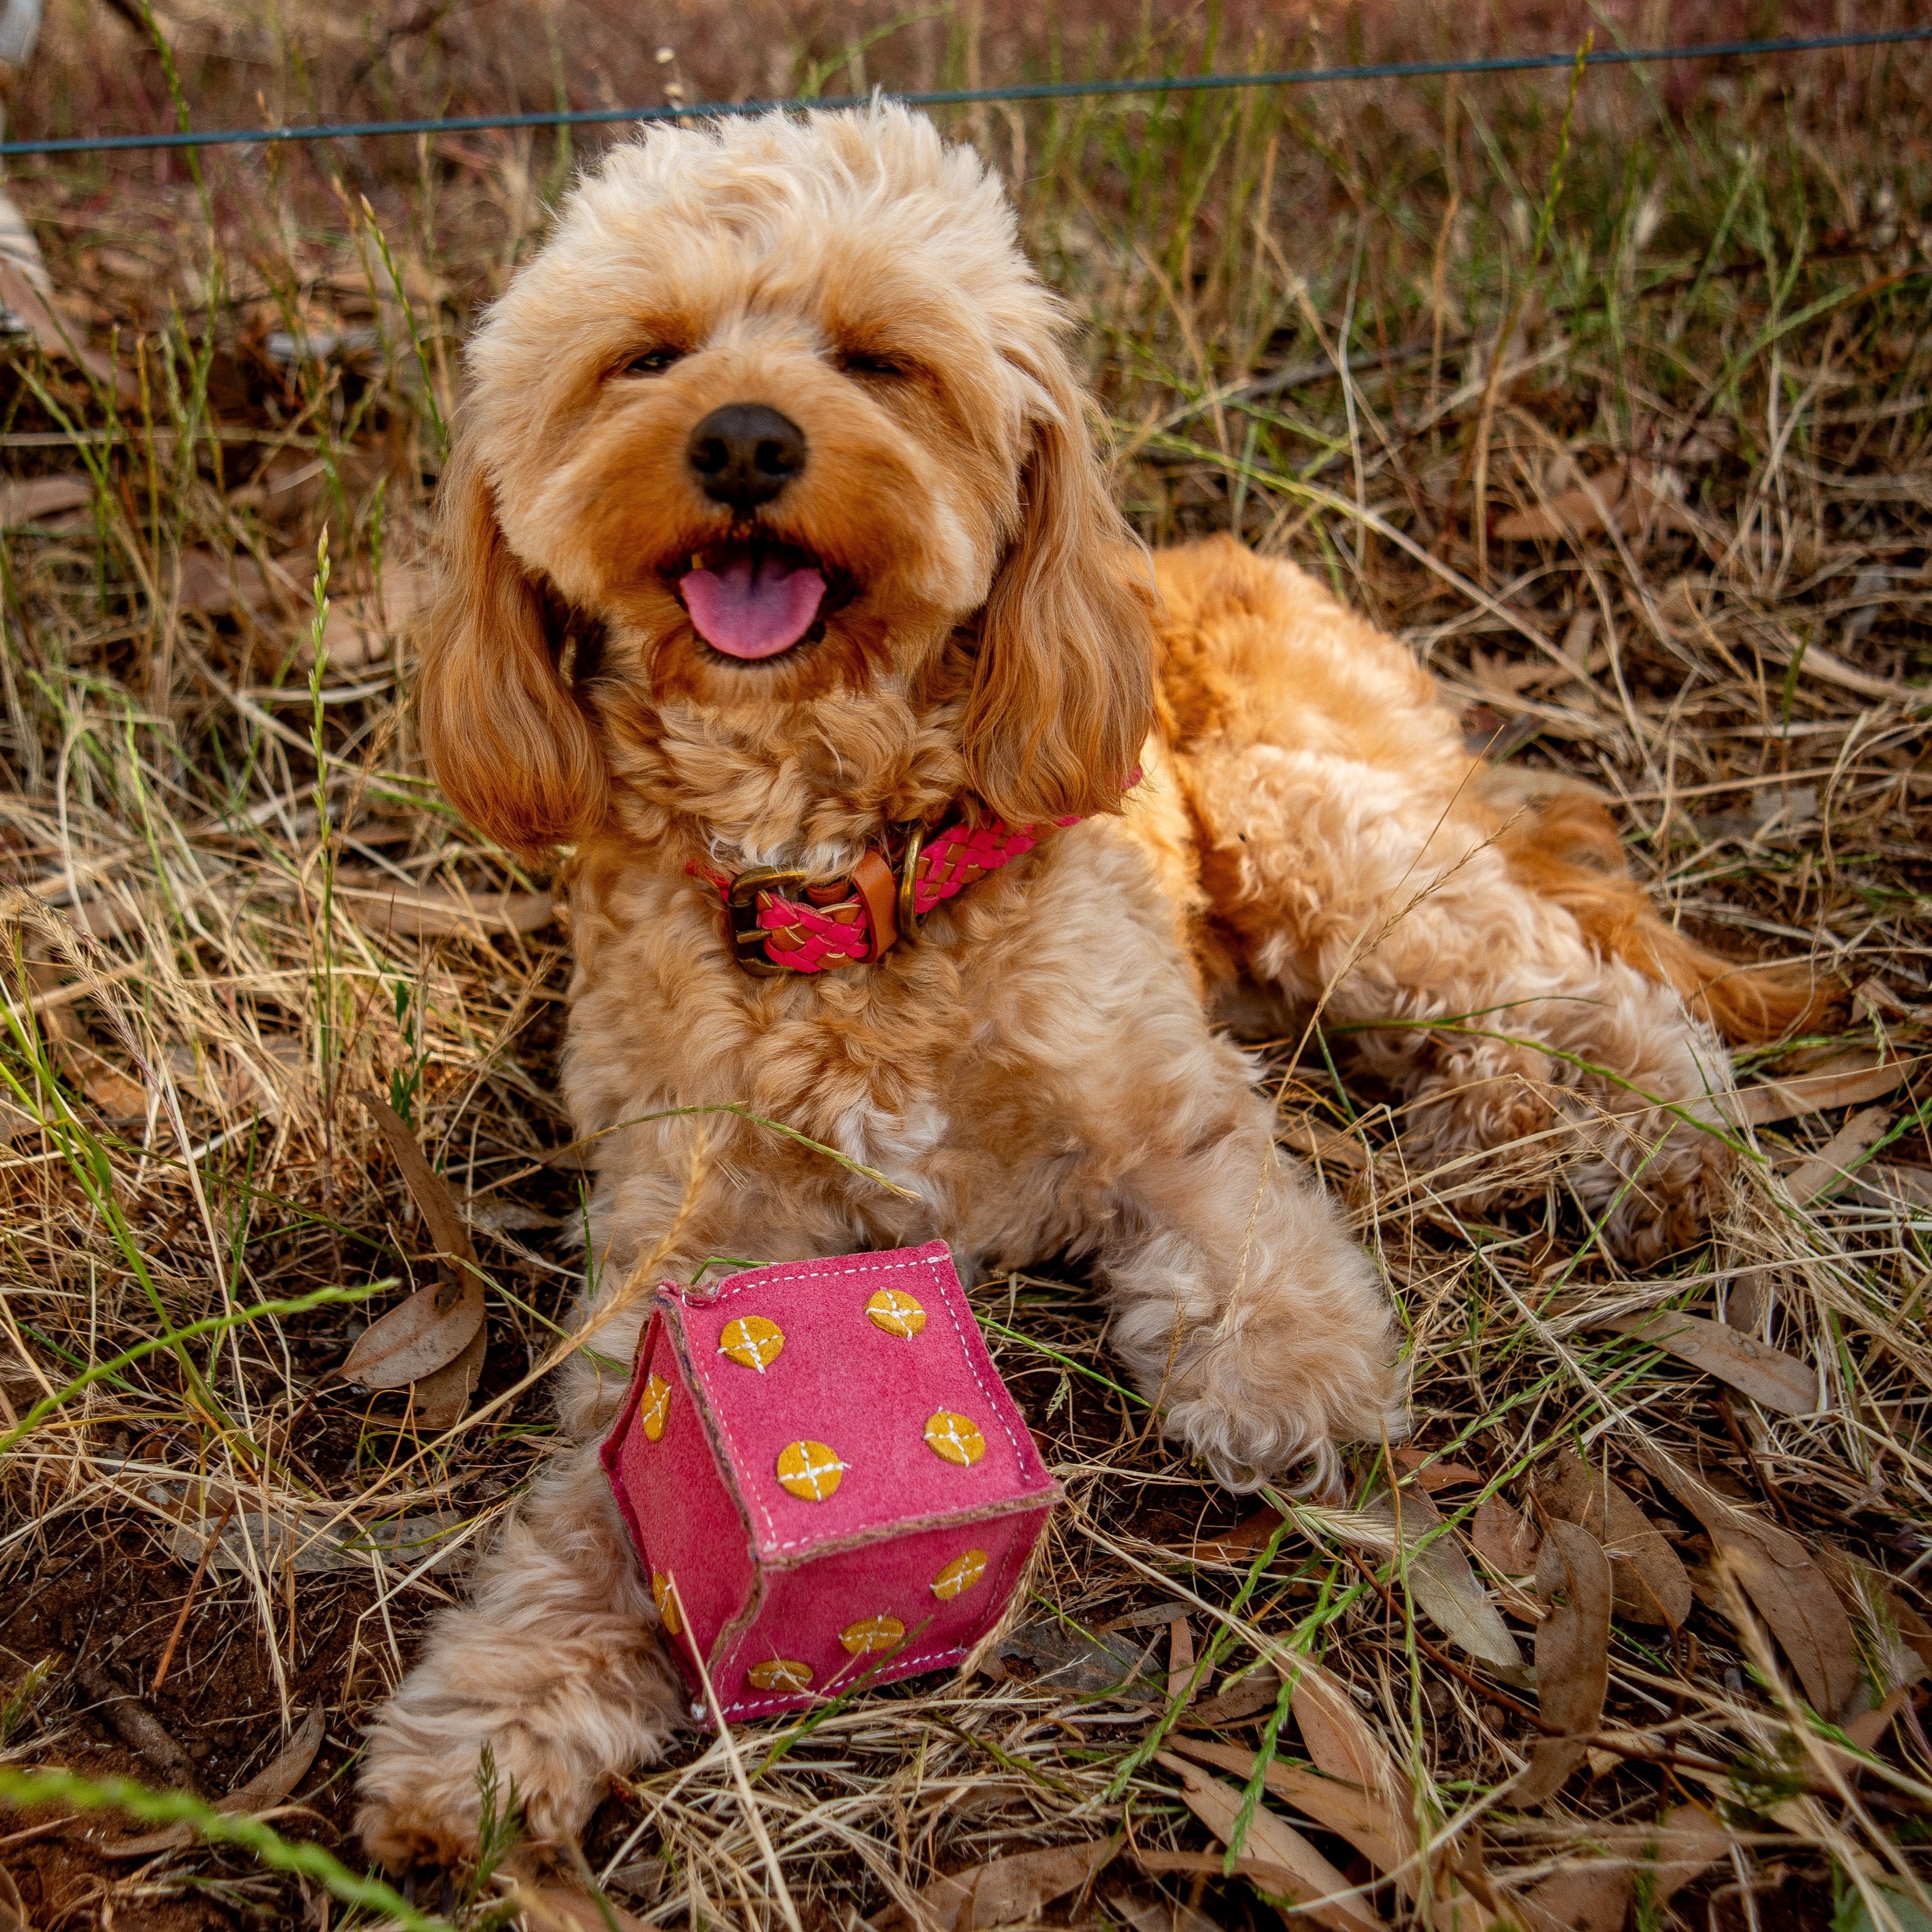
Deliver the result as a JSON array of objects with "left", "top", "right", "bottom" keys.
[
  {"left": 748, "top": 1658, "right": 814, "bottom": 1693},
  {"left": 840, "top": 1614, "right": 905, "bottom": 1655},
  {"left": 719, "top": 1314, "right": 785, "bottom": 1372},
  {"left": 865, "top": 1288, "right": 927, "bottom": 1338},
  {"left": 930, "top": 1548, "right": 989, "bottom": 1599},
  {"left": 651, "top": 1570, "right": 682, "bottom": 1636},
  {"left": 924, "top": 1410, "right": 986, "bottom": 1467},
  {"left": 775, "top": 1439, "right": 847, "bottom": 1501},
  {"left": 638, "top": 1374, "right": 673, "bottom": 1442}
]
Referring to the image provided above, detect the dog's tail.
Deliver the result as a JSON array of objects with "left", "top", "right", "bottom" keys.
[{"left": 1487, "top": 776, "right": 1840, "bottom": 1046}]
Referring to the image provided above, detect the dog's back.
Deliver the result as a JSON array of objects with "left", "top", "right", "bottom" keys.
[{"left": 1141, "top": 533, "right": 1831, "bottom": 1047}]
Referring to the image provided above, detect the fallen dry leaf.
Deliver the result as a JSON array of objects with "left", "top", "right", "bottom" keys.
[
  {"left": 337, "top": 1259, "right": 482, "bottom": 1390},
  {"left": 1167, "top": 1616, "right": 1195, "bottom": 1701},
  {"left": 1394, "top": 1449, "right": 1485, "bottom": 1491},
  {"left": 1190, "top": 1664, "right": 1282, "bottom": 1726},
  {"left": 362, "top": 1092, "right": 475, "bottom": 1270},
  {"left": 1594, "top": 1310, "right": 1817, "bottom": 1416},
  {"left": 1154, "top": 1752, "right": 1385, "bottom": 1932},
  {"left": 1166, "top": 1737, "right": 1413, "bottom": 1881},
  {"left": 1535, "top": 1449, "right": 1691, "bottom": 1630},
  {"left": 991, "top": 1617, "right": 1160, "bottom": 1699},
  {"left": 1162, "top": 1740, "right": 1499, "bottom": 1932},
  {"left": 1516, "top": 1803, "right": 1730, "bottom": 1932},
  {"left": 145, "top": 1478, "right": 467, "bottom": 1577},
  {"left": 163, "top": 1040, "right": 296, "bottom": 1122},
  {"left": 1515, "top": 1521, "right": 1611, "bottom": 1808},
  {"left": 31, "top": 891, "right": 144, "bottom": 942},
  {"left": 173, "top": 545, "right": 296, "bottom": 619},
  {"left": 461, "top": 1189, "right": 563, "bottom": 1234},
  {"left": 512, "top": 1881, "right": 650, "bottom": 1932},
  {"left": 1494, "top": 462, "right": 1686, "bottom": 543},
  {"left": 1470, "top": 1493, "right": 1541, "bottom": 1575},
  {"left": 0, "top": 254, "right": 137, "bottom": 399},
  {"left": 1288, "top": 1653, "right": 1400, "bottom": 1795},
  {"left": 1104, "top": 1883, "right": 1220, "bottom": 1932},
  {"left": 1784, "top": 1104, "right": 1896, "bottom": 1204},
  {"left": 1849, "top": 1164, "right": 1932, "bottom": 1211},
  {"left": 338, "top": 1096, "right": 486, "bottom": 1405},
  {"left": 1842, "top": 1688, "right": 1911, "bottom": 1753},
  {"left": 49, "top": 1029, "right": 147, "bottom": 1119},
  {"left": 1189, "top": 1504, "right": 1285, "bottom": 1564},
  {"left": 1735, "top": 1050, "right": 1916, "bottom": 1126},
  {"left": 304, "top": 560, "right": 436, "bottom": 669},
  {"left": 882, "top": 1836, "right": 1118, "bottom": 1931},
  {"left": 1815, "top": 1547, "right": 1932, "bottom": 1691},
  {"left": 101, "top": 1707, "right": 325, "bottom": 1856},
  {"left": 411, "top": 1321, "right": 487, "bottom": 1431},
  {"left": 1770, "top": 638, "right": 1930, "bottom": 706},
  {"left": 333, "top": 870, "right": 557, "bottom": 940},
  {"left": 0, "top": 472, "right": 92, "bottom": 525},
  {"left": 1640, "top": 1451, "right": 1861, "bottom": 1718},
  {"left": 1358, "top": 1484, "right": 1528, "bottom": 1682}
]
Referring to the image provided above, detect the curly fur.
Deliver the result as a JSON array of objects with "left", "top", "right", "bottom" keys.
[{"left": 360, "top": 103, "right": 1821, "bottom": 1868}]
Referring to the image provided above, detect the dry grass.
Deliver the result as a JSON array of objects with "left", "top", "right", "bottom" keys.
[{"left": 0, "top": 3, "right": 1930, "bottom": 1928}]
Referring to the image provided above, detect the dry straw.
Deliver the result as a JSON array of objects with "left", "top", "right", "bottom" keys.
[{"left": 0, "top": 4, "right": 1928, "bottom": 1928}]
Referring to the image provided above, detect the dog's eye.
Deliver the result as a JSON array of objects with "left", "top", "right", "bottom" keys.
[
  {"left": 840, "top": 349, "right": 905, "bottom": 380},
  {"left": 623, "top": 348, "right": 683, "bottom": 376}
]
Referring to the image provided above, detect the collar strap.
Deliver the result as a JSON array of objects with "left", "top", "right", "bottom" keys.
[{"left": 690, "top": 776, "right": 1136, "bottom": 976}]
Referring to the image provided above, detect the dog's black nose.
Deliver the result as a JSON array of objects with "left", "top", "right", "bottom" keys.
[{"left": 687, "top": 404, "right": 806, "bottom": 510}]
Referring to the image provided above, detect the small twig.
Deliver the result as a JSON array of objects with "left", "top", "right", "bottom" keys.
[
  {"left": 73, "top": 1658, "right": 207, "bottom": 1796},
  {"left": 151, "top": 1497, "right": 236, "bottom": 1694},
  {"left": 1713, "top": 1388, "right": 1797, "bottom": 1527}
]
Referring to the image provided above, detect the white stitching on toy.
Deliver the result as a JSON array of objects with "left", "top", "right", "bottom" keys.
[
  {"left": 699, "top": 1248, "right": 950, "bottom": 1306},
  {"left": 680, "top": 1245, "right": 1037, "bottom": 1555},
  {"left": 712, "top": 1514, "right": 1044, "bottom": 1714},
  {"left": 922, "top": 1250, "right": 1026, "bottom": 1476},
  {"left": 721, "top": 1644, "right": 969, "bottom": 1717}
]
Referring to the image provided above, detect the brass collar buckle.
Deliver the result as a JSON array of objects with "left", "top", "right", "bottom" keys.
[
  {"left": 726, "top": 866, "right": 811, "bottom": 977},
  {"left": 725, "top": 828, "right": 926, "bottom": 974}
]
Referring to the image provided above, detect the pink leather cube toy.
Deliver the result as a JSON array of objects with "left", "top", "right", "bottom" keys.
[{"left": 600, "top": 1241, "right": 1060, "bottom": 1723}]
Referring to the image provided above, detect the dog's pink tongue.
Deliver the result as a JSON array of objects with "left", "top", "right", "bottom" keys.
[{"left": 682, "top": 553, "right": 826, "bottom": 660}]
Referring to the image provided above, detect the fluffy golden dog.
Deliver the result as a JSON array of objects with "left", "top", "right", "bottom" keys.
[{"left": 359, "top": 103, "right": 1818, "bottom": 1867}]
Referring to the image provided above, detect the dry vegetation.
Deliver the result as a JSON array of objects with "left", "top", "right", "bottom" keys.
[{"left": 1, "top": 1, "right": 1930, "bottom": 1927}]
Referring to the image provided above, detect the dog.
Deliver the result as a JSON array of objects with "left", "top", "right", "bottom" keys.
[{"left": 357, "top": 103, "right": 1822, "bottom": 1869}]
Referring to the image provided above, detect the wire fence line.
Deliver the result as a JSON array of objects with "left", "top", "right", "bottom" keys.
[{"left": 1, "top": 24, "right": 1928, "bottom": 162}]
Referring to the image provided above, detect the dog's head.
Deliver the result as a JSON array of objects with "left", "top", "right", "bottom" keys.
[{"left": 420, "top": 104, "right": 1154, "bottom": 859}]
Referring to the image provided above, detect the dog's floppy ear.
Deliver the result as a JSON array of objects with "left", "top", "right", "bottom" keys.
[
  {"left": 416, "top": 441, "right": 607, "bottom": 859},
  {"left": 963, "top": 344, "right": 1156, "bottom": 825}
]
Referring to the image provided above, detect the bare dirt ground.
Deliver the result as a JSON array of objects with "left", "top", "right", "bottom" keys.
[{"left": 0, "top": 2, "right": 1929, "bottom": 1927}]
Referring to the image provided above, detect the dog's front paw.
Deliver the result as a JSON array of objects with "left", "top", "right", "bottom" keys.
[
  {"left": 1400, "top": 1041, "right": 1559, "bottom": 1207},
  {"left": 357, "top": 1786, "right": 479, "bottom": 1878},
  {"left": 1162, "top": 1266, "right": 1406, "bottom": 1493},
  {"left": 357, "top": 1738, "right": 486, "bottom": 1875},
  {"left": 358, "top": 1617, "right": 683, "bottom": 1872},
  {"left": 1596, "top": 1116, "right": 1735, "bottom": 1265},
  {"left": 362, "top": 1691, "right": 673, "bottom": 1873}
]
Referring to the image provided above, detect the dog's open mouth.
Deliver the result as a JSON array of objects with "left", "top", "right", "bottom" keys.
[{"left": 677, "top": 540, "right": 828, "bottom": 661}]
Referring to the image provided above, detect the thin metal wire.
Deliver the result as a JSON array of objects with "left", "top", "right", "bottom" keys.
[{"left": 1, "top": 25, "right": 1927, "bottom": 162}]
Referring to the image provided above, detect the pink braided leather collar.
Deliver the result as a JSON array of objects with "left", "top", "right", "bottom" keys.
[{"left": 690, "top": 778, "right": 1136, "bottom": 976}]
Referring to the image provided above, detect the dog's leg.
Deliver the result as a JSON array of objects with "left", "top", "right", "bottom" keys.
[
  {"left": 1345, "top": 943, "right": 1735, "bottom": 1266},
  {"left": 356, "top": 1441, "right": 683, "bottom": 1870},
  {"left": 1093, "top": 1075, "right": 1402, "bottom": 1492},
  {"left": 355, "top": 1153, "right": 861, "bottom": 1872},
  {"left": 1187, "top": 742, "right": 1735, "bottom": 1264}
]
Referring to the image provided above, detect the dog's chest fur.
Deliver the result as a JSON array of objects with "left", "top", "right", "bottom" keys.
[{"left": 558, "top": 804, "right": 1237, "bottom": 1273}]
